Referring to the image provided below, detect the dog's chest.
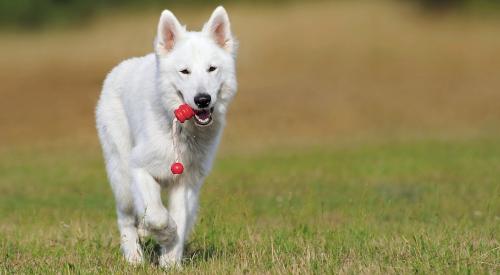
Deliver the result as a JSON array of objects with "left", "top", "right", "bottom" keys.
[{"left": 144, "top": 127, "right": 217, "bottom": 183}]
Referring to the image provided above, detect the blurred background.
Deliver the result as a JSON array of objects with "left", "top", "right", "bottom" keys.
[
  {"left": 0, "top": 0, "right": 499, "bottom": 151},
  {"left": 1, "top": 0, "right": 499, "bottom": 272}
]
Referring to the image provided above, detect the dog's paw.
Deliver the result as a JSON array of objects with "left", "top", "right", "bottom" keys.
[
  {"left": 121, "top": 233, "right": 144, "bottom": 266},
  {"left": 153, "top": 215, "right": 178, "bottom": 245},
  {"left": 144, "top": 207, "right": 171, "bottom": 231},
  {"left": 123, "top": 246, "right": 144, "bottom": 266},
  {"left": 158, "top": 251, "right": 182, "bottom": 270}
]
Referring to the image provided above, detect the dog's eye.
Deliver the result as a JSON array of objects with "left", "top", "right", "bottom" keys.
[
  {"left": 207, "top": 66, "right": 217, "bottom": 72},
  {"left": 180, "top": 69, "right": 191, "bottom": 75}
]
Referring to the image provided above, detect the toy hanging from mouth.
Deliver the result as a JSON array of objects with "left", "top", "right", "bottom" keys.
[
  {"left": 170, "top": 104, "right": 195, "bottom": 175},
  {"left": 174, "top": 103, "right": 195, "bottom": 123}
]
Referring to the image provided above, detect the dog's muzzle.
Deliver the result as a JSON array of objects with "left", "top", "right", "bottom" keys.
[{"left": 193, "top": 107, "right": 214, "bottom": 126}]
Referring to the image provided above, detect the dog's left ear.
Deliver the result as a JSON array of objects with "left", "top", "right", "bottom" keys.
[{"left": 203, "top": 6, "right": 234, "bottom": 53}]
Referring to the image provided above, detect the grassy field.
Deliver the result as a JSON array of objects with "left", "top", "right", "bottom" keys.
[
  {"left": 0, "top": 1, "right": 499, "bottom": 273},
  {"left": 0, "top": 139, "right": 499, "bottom": 273}
]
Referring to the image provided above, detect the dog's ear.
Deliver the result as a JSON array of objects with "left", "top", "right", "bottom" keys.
[
  {"left": 203, "top": 6, "right": 234, "bottom": 53},
  {"left": 155, "top": 10, "right": 184, "bottom": 55}
]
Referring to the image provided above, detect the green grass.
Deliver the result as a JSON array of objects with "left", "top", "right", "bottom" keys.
[{"left": 0, "top": 139, "right": 499, "bottom": 273}]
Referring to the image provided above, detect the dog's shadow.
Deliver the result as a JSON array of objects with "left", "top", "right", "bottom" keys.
[
  {"left": 140, "top": 238, "right": 221, "bottom": 266},
  {"left": 141, "top": 238, "right": 162, "bottom": 265},
  {"left": 184, "top": 242, "right": 221, "bottom": 265}
]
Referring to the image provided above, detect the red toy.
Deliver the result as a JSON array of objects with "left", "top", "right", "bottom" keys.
[
  {"left": 174, "top": 104, "right": 195, "bottom": 123},
  {"left": 170, "top": 104, "right": 195, "bottom": 175},
  {"left": 170, "top": 162, "right": 184, "bottom": 174}
]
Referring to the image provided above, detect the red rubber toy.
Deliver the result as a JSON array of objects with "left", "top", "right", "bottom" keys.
[
  {"left": 171, "top": 104, "right": 194, "bottom": 175},
  {"left": 174, "top": 104, "right": 195, "bottom": 123},
  {"left": 170, "top": 162, "right": 184, "bottom": 174}
]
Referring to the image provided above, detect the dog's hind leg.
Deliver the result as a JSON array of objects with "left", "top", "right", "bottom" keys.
[
  {"left": 97, "top": 99, "right": 143, "bottom": 265},
  {"left": 101, "top": 141, "right": 144, "bottom": 265},
  {"left": 102, "top": 145, "right": 144, "bottom": 265},
  {"left": 116, "top": 205, "right": 143, "bottom": 265}
]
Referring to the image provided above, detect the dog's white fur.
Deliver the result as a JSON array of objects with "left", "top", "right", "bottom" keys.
[{"left": 95, "top": 7, "right": 237, "bottom": 268}]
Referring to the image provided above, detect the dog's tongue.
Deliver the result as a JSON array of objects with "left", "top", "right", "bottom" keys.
[{"left": 195, "top": 110, "right": 211, "bottom": 120}]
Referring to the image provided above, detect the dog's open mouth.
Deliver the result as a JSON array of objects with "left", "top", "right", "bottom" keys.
[{"left": 193, "top": 107, "right": 214, "bottom": 126}]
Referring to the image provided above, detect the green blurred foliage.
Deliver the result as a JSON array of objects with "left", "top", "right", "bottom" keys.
[
  {"left": 0, "top": 0, "right": 97, "bottom": 28},
  {"left": 412, "top": 0, "right": 500, "bottom": 12},
  {"left": 0, "top": 0, "right": 499, "bottom": 29},
  {"left": 0, "top": 0, "right": 288, "bottom": 29}
]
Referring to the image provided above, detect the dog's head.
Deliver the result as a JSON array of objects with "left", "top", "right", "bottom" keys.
[{"left": 154, "top": 7, "right": 237, "bottom": 127}]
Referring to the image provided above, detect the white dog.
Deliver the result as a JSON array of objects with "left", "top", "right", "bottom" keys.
[{"left": 95, "top": 6, "right": 237, "bottom": 268}]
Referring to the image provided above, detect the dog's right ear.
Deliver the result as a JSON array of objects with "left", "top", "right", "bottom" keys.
[
  {"left": 203, "top": 6, "right": 234, "bottom": 54},
  {"left": 155, "top": 10, "right": 184, "bottom": 55}
]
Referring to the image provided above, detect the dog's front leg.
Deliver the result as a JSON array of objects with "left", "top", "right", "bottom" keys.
[
  {"left": 159, "top": 181, "right": 200, "bottom": 268},
  {"left": 131, "top": 169, "right": 178, "bottom": 249}
]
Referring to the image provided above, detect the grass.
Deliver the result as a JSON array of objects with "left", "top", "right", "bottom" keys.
[{"left": 0, "top": 138, "right": 498, "bottom": 273}]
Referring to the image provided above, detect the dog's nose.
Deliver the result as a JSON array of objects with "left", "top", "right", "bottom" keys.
[{"left": 194, "top": 93, "right": 211, "bottom": 108}]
